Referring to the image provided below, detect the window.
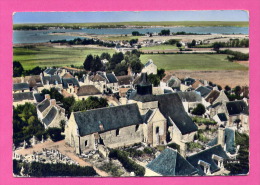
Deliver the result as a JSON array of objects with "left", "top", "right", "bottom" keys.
[
  {"left": 156, "top": 127, "right": 159, "bottom": 134},
  {"left": 135, "top": 124, "right": 139, "bottom": 132},
  {"left": 85, "top": 140, "right": 88, "bottom": 146},
  {"left": 82, "top": 98, "right": 85, "bottom": 101},
  {"left": 116, "top": 129, "right": 120, "bottom": 136}
]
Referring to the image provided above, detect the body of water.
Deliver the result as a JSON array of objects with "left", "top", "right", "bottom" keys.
[{"left": 13, "top": 26, "right": 249, "bottom": 44}]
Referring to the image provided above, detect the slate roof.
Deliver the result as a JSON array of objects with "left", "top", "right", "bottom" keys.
[
  {"left": 205, "top": 90, "right": 220, "bottom": 104},
  {"left": 117, "top": 75, "right": 133, "bottom": 86},
  {"left": 73, "top": 104, "right": 143, "bottom": 136},
  {"left": 187, "top": 145, "right": 229, "bottom": 175},
  {"left": 207, "top": 128, "right": 236, "bottom": 155},
  {"left": 144, "top": 59, "right": 154, "bottom": 67},
  {"left": 147, "top": 148, "right": 197, "bottom": 176},
  {"left": 37, "top": 99, "right": 50, "bottom": 112},
  {"left": 44, "top": 68, "right": 57, "bottom": 75},
  {"left": 13, "top": 92, "right": 34, "bottom": 102},
  {"left": 177, "top": 91, "right": 202, "bottom": 102},
  {"left": 210, "top": 102, "right": 222, "bottom": 109},
  {"left": 62, "top": 78, "right": 79, "bottom": 89},
  {"left": 42, "top": 75, "right": 62, "bottom": 85},
  {"left": 13, "top": 83, "right": 30, "bottom": 91},
  {"left": 167, "top": 78, "right": 181, "bottom": 88},
  {"left": 226, "top": 100, "right": 249, "bottom": 116},
  {"left": 76, "top": 85, "right": 101, "bottom": 96},
  {"left": 129, "top": 92, "right": 198, "bottom": 134},
  {"left": 42, "top": 107, "right": 57, "bottom": 126},
  {"left": 217, "top": 113, "right": 228, "bottom": 122},
  {"left": 33, "top": 93, "right": 45, "bottom": 103},
  {"left": 142, "top": 109, "right": 155, "bottom": 123},
  {"left": 195, "top": 86, "right": 212, "bottom": 98},
  {"left": 106, "top": 73, "right": 118, "bottom": 83}
]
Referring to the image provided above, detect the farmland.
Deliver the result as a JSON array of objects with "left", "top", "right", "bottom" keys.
[
  {"left": 13, "top": 46, "right": 116, "bottom": 70},
  {"left": 140, "top": 54, "right": 248, "bottom": 71},
  {"left": 140, "top": 44, "right": 181, "bottom": 51}
]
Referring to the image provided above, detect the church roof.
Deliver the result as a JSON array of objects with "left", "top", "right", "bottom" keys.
[
  {"left": 187, "top": 145, "right": 229, "bottom": 175},
  {"left": 177, "top": 91, "right": 202, "bottom": 102},
  {"left": 147, "top": 148, "right": 197, "bottom": 176},
  {"left": 13, "top": 92, "right": 34, "bottom": 102},
  {"left": 129, "top": 92, "right": 198, "bottom": 134},
  {"left": 73, "top": 104, "right": 143, "bottom": 136},
  {"left": 226, "top": 100, "right": 249, "bottom": 116}
]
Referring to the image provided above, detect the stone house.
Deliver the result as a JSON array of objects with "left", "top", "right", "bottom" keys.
[
  {"left": 204, "top": 90, "right": 229, "bottom": 107},
  {"left": 36, "top": 94, "right": 67, "bottom": 129},
  {"left": 84, "top": 72, "right": 119, "bottom": 94},
  {"left": 13, "top": 92, "right": 35, "bottom": 106},
  {"left": 225, "top": 100, "right": 249, "bottom": 131},
  {"left": 62, "top": 73, "right": 80, "bottom": 94},
  {"left": 160, "top": 75, "right": 181, "bottom": 91},
  {"left": 65, "top": 104, "right": 145, "bottom": 154},
  {"left": 176, "top": 91, "right": 202, "bottom": 114},
  {"left": 41, "top": 75, "right": 63, "bottom": 90},
  {"left": 141, "top": 59, "right": 157, "bottom": 75},
  {"left": 146, "top": 148, "right": 198, "bottom": 176},
  {"left": 180, "top": 77, "right": 196, "bottom": 92},
  {"left": 186, "top": 145, "right": 230, "bottom": 176},
  {"left": 74, "top": 85, "right": 102, "bottom": 100},
  {"left": 13, "top": 75, "right": 44, "bottom": 92},
  {"left": 13, "top": 83, "right": 30, "bottom": 93}
]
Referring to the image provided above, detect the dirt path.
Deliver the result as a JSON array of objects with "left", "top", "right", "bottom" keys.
[
  {"left": 167, "top": 70, "right": 249, "bottom": 88},
  {"left": 15, "top": 140, "right": 109, "bottom": 177}
]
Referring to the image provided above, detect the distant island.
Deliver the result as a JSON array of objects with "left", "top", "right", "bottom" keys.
[{"left": 13, "top": 21, "right": 249, "bottom": 30}]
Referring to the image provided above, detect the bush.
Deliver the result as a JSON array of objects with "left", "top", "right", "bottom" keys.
[
  {"left": 109, "top": 149, "right": 145, "bottom": 176},
  {"left": 192, "top": 104, "right": 206, "bottom": 116},
  {"left": 187, "top": 142, "right": 203, "bottom": 151},
  {"left": 47, "top": 127, "right": 63, "bottom": 142},
  {"left": 143, "top": 147, "right": 154, "bottom": 155},
  {"left": 167, "top": 143, "right": 180, "bottom": 153}
]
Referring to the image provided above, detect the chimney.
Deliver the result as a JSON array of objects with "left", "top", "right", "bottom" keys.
[
  {"left": 50, "top": 99, "right": 56, "bottom": 106},
  {"left": 75, "top": 76, "right": 78, "bottom": 80},
  {"left": 45, "top": 94, "right": 50, "bottom": 100},
  {"left": 217, "top": 125, "right": 225, "bottom": 148},
  {"left": 21, "top": 77, "right": 25, "bottom": 83}
]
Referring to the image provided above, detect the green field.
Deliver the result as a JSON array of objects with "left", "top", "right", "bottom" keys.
[
  {"left": 140, "top": 54, "right": 248, "bottom": 71},
  {"left": 140, "top": 44, "right": 181, "bottom": 51},
  {"left": 13, "top": 46, "right": 116, "bottom": 70},
  {"left": 13, "top": 21, "right": 249, "bottom": 30}
]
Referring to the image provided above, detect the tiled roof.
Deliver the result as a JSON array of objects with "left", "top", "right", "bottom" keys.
[
  {"left": 62, "top": 72, "right": 74, "bottom": 79},
  {"left": 177, "top": 91, "right": 202, "bottom": 102},
  {"left": 73, "top": 104, "right": 143, "bottom": 136},
  {"left": 117, "top": 75, "right": 133, "bottom": 86},
  {"left": 195, "top": 86, "right": 212, "bottom": 98},
  {"left": 147, "top": 148, "right": 197, "bottom": 176},
  {"left": 205, "top": 90, "right": 220, "bottom": 104},
  {"left": 13, "top": 92, "right": 34, "bottom": 102},
  {"left": 226, "top": 100, "right": 249, "bottom": 116},
  {"left": 42, "top": 75, "right": 62, "bottom": 85},
  {"left": 76, "top": 85, "right": 101, "bottom": 96},
  {"left": 37, "top": 99, "right": 50, "bottom": 112},
  {"left": 187, "top": 145, "right": 229, "bottom": 175},
  {"left": 13, "top": 83, "right": 30, "bottom": 91},
  {"left": 42, "top": 107, "right": 57, "bottom": 126}
]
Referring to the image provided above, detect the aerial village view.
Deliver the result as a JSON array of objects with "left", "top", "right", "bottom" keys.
[{"left": 12, "top": 11, "right": 249, "bottom": 177}]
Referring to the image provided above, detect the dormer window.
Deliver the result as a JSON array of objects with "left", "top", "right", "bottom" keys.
[{"left": 198, "top": 160, "right": 211, "bottom": 175}]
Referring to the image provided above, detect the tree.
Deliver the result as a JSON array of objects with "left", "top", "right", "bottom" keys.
[
  {"left": 13, "top": 61, "right": 24, "bottom": 77},
  {"left": 71, "top": 97, "right": 108, "bottom": 112},
  {"left": 129, "top": 39, "right": 138, "bottom": 46},
  {"left": 160, "top": 29, "right": 170, "bottom": 36},
  {"left": 234, "top": 86, "right": 241, "bottom": 96},
  {"left": 176, "top": 42, "right": 182, "bottom": 48},
  {"left": 114, "top": 62, "right": 128, "bottom": 76},
  {"left": 148, "top": 74, "right": 160, "bottom": 87},
  {"left": 110, "top": 52, "right": 124, "bottom": 70},
  {"left": 92, "top": 55, "right": 103, "bottom": 72},
  {"left": 191, "top": 39, "right": 196, "bottom": 47},
  {"left": 130, "top": 60, "right": 143, "bottom": 74},
  {"left": 47, "top": 127, "right": 63, "bottom": 142},
  {"left": 132, "top": 31, "right": 140, "bottom": 36},
  {"left": 61, "top": 96, "right": 75, "bottom": 116},
  {"left": 83, "top": 54, "right": 94, "bottom": 71},
  {"left": 157, "top": 68, "right": 166, "bottom": 80},
  {"left": 100, "top": 52, "right": 111, "bottom": 61},
  {"left": 41, "top": 88, "right": 64, "bottom": 102},
  {"left": 192, "top": 104, "right": 206, "bottom": 116}
]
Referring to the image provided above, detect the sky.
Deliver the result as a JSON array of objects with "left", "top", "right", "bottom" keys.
[{"left": 13, "top": 10, "right": 249, "bottom": 24}]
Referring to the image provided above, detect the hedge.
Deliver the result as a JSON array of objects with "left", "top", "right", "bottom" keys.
[{"left": 109, "top": 149, "right": 145, "bottom": 176}]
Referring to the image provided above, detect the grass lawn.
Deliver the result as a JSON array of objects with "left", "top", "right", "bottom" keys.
[
  {"left": 140, "top": 54, "right": 248, "bottom": 71},
  {"left": 13, "top": 46, "right": 116, "bottom": 70},
  {"left": 140, "top": 44, "right": 181, "bottom": 51},
  {"left": 99, "top": 36, "right": 141, "bottom": 41}
]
